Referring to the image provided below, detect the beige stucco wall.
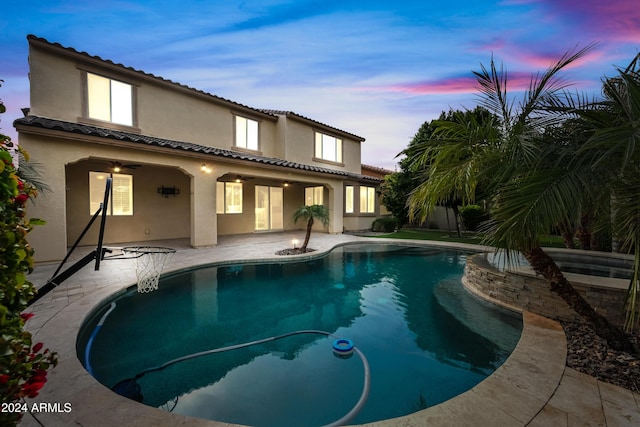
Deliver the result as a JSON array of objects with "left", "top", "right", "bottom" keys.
[
  {"left": 281, "top": 118, "right": 317, "bottom": 166},
  {"left": 136, "top": 94, "right": 279, "bottom": 157},
  {"left": 136, "top": 88, "right": 235, "bottom": 148},
  {"left": 325, "top": 180, "right": 344, "bottom": 233},
  {"left": 21, "top": 124, "right": 353, "bottom": 262},
  {"left": 216, "top": 178, "right": 307, "bottom": 236},
  {"left": 21, "top": 136, "right": 68, "bottom": 263},
  {"left": 29, "top": 45, "right": 83, "bottom": 123},
  {"left": 216, "top": 175, "right": 341, "bottom": 236},
  {"left": 343, "top": 216, "right": 377, "bottom": 231},
  {"left": 28, "top": 43, "right": 279, "bottom": 156},
  {"left": 22, "top": 38, "right": 375, "bottom": 262},
  {"left": 28, "top": 43, "right": 363, "bottom": 177},
  {"left": 65, "top": 160, "right": 190, "bottom": 245},
  {"left": 214, "top": 175, "right": 344, "bottom": 235},
  {"left": 20, "top": 132, "right": 219, "bottom": 262},
  {"left": 277, "top": 115, "right": 362, "bottom": 174},
  {"left": 341, "top": 138, "right": 362, "bottom": 174}
]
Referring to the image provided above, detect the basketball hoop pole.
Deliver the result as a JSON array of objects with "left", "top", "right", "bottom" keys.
[
  {"left": 28, "top": 178, "right": 112, "bottom": 307},
  {"left": 95, "top": 176, "right": 111, "bottom": 271}
]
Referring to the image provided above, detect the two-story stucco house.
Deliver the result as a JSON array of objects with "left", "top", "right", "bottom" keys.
[{"left": 15, "top": 35, "right": 384, "bottom": 262}]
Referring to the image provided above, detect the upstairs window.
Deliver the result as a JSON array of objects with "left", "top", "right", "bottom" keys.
[
  {"left": 314, "top": 132, "right": 342, "bottom": 163},
  {"left": 89, "top": 171, "right": 133, "bottom": 216},
  {"left": 360, "top": 186, "right": 376, "bottom": 214},
  {"left": 235, "top": 116, "right": 259, "bottom": 150},
  {"left": 305, "top": 186, "right": 324, "bottom": 206},
  {"left": 87, "top": 72, "right": 133, "bottom": 126}
]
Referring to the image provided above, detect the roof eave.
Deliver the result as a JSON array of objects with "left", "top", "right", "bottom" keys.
[
  {"left": 27, "top": 35, "right": 277, "bottom": 122},
  {"left": 14, "top": 116, "right": 381, "bottom": 184},
  {"left": 262, "top": 110, "right": 365, "bottom": 142}
]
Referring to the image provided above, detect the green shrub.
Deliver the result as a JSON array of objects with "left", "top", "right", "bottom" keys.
[
  {"left": 459, "top": 205, "right": 487, "bottom": 232},
  {"left": 0, "top": 129, "right": 56, "bottom": 425},
  {"left": 372, "top": 217, "right": 397, "bottom": 232}
]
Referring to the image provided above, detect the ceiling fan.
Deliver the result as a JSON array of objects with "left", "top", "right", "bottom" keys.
[
  {"left": 111, "top": 161, "right": 141, "bottom": 172},
  {"left": 233, "top": 175, "right": 255, "bottom": 183}
]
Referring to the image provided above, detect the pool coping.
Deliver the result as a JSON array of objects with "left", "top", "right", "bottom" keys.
[{"left": 19, "top": 234, "right": 566, "bottom": 427}]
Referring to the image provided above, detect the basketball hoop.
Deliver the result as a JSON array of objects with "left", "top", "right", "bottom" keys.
[{"left": 122, "top": 246, "right": 176, "bottom": 293}]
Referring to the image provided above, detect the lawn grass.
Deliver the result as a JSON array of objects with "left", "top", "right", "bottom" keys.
[{"left": 372, "top": 228, "right": 567, "bottom": 248}]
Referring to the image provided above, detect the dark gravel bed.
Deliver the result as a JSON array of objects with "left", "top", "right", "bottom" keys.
[
  {"left": 563, "top": 321, "right": 640, "bottom": 394},
  {"left": 275, "top": 247, "right": 317, "bottom": 255}
]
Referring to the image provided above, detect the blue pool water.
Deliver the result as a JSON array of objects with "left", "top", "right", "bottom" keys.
[{"left": 78, "top": 244, "right": 522, "bottom": 426}]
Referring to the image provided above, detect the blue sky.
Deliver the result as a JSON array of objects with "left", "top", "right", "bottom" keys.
[{"left": 1, "top": 0, "right": 638, "bottom": 169}]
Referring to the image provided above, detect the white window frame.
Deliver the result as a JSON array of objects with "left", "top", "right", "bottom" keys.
[
  {"left": 86, "top": 72, "right": 134, "bottom": 126},
  {"left": 235, "top": 116, "right": 259, "bottom": 151},
  {"left": 216, "top": 181, "right": 243, "bottom": 214},
  {"left": 360, "top": 186, "right": 376, "bottom": 214},
  {"left": 345, "top": 186, "right": 354, "bottom": 213},
  {"left": 314, "top": 132, "right": 343, "bottom": 163},
  {"left": 255, "top": 185, "right": 284, "bottom": 231},
  {"left": 89, "top": 171, "right": 133, "bottom": 216},
  {"left": 305, "top": 186, "right": 324, "bottom": 206}
]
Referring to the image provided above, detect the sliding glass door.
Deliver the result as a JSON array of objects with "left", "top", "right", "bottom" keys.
[{"left": 255, "top": 186, "right": 283, "bottom": 231}]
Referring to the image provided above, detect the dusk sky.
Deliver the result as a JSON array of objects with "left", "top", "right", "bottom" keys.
[{"left": 1, "top": 0, "right": 638, "bottom": 170}]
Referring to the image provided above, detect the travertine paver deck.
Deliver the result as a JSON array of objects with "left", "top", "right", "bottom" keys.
[{"left": 18, "top": 232, "right": 640, "bottom": 426}]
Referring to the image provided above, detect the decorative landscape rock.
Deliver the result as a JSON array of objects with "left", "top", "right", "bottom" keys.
[{"left": 564, "top": 321, "right": 640, "bottom": 393}]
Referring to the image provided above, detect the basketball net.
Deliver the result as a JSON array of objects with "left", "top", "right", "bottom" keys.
[{"left": 123, "top": 247, "right": 176, "bottom": 293}]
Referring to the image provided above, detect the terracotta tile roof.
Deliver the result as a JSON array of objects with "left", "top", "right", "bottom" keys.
[
  {"left": 362, "top": 164, "right": 394, "bottom": 175},
  {"left": 27, "top": 35, "right": 363, "bottom": 139},
  {"left": 260, "top": 110, "right": 365, "bottom": 142},
  {"left": 27, "top": 35, "right": 277, "bottom": 120},
  {"left": 15, "top": 116, "right": 381, "bottom": 183}
]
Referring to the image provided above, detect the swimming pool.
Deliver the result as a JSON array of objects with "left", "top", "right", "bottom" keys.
[{"left": 77, "top": 243, "right": 522, "bottom": 427}]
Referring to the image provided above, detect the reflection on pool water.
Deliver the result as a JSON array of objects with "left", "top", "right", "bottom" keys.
[{"left": 78, "top": 244, "right": 522, "bottom": 427}]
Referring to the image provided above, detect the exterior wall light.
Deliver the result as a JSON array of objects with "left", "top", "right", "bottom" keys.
[{"left": 201, "top": 164, "right": 212, "bottom": 173}]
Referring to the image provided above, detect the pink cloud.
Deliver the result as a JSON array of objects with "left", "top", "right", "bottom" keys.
[
  {"left": 488, "top": 1, "right": 638, "bottom": 72},
  {"left": 361, "top": 66, "right": 598, "bottom": 97},
  {"left": 475, "top": 36, "right": 510, "bottom": 52},
  {"left": 363, "top": 72, "right": 550, "bottom": 96},
  {"left": 382, "top": 77, "right": 478, "bottom": 95},
  {"left": 537, "top": 0, "right": 640, "bottom": 43},
  {"left": 510, "top": 48, "right": 606, "bottom": 70}
]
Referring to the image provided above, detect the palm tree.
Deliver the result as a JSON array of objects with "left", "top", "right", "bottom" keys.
[
  {"left": 403, "top": 107, "right": 499, "bottom": 235},
  {"left": 566, "top": 53, "right": 640, "bottom": 332},
  {"left": 293, "top": 204, "right": 330, "bottom": 252},
  {"left": 16, "top": 150, "right": 51, "bottom": 195},
  {"left": 406, "top": 45, "right": 637, "bottom": 352}
]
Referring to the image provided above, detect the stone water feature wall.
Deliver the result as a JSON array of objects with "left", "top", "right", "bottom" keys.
[{"left": 462, "top": 253, "right": 630, "bottom": 326}]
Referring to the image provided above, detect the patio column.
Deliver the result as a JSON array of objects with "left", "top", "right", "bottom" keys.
[
  {"left": 21, "top": 135, "right": 69, "bottom": 262},
  {"left": 190, "top": 168, "right": 221, "bottom": 247},
  {"left": 326, "top": 180, "right": 344, "bottom": 234}
]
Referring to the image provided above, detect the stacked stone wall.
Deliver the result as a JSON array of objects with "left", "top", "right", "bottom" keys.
[{"left": 462, "top": 253, "right": 629, "bottom": 325}]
